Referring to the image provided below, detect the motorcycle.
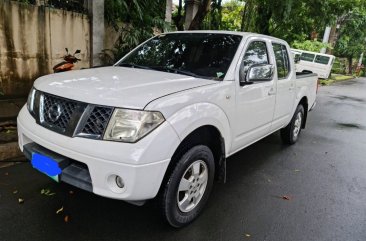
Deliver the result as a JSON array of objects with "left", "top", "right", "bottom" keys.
[{"left": 53, "top": 48, "right": 81, "bottom": 73}]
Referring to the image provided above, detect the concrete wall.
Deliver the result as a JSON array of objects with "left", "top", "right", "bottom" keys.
[{"left": 0, "top": 0, "right": 90, "bottom": 98}]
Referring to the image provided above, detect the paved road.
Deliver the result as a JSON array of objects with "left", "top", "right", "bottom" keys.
[{"left": 1, "top": 79, "right": 366, "bottom": 241}]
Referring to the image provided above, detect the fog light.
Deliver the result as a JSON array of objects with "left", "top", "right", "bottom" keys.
[
  {"left": 115, "top": 175, "right": 124, "bottom": 188},
  {"left": 107, "top": 174, "right": 126, "bottom": 193}
]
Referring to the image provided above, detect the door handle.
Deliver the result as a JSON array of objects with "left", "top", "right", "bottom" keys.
[{"left": 268, "top": 87, "right": 276, "bottom": 96}]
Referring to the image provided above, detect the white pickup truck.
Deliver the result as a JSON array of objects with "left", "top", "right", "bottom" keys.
[{"left": 18, "top": 31, "right": 317, "bottom": 227}]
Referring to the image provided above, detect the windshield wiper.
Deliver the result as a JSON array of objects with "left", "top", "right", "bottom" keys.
[{"left": 118, "top": 63, "right": 152, "bottom": 70}]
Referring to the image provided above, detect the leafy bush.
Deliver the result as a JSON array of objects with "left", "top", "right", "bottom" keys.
[
  {"left": 292, "top": 40, "right": 332, "bottom": 52},
  {"left": 104, "top": 0, "right": 168, "bottom": 63}
]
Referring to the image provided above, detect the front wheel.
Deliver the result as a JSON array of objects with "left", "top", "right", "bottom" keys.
[
  {"left": 281, "top": 105, "right": 305, "bottom": 145},
  {"left": 159, "top": 145, "right": 215, "bottom": 228}
]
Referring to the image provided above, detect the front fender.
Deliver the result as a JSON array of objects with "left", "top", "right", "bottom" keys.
[{"left": 166, "top": 103, "right": 232, "bottom": 156}]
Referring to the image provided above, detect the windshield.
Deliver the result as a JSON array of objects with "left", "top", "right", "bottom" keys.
[{"left": 118, "top": 33, "right": 242, "bottom": 80}]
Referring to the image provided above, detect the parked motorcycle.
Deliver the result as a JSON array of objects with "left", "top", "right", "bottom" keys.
[{"left": 53, "top": 48, "right": 81, "bottom": 73}]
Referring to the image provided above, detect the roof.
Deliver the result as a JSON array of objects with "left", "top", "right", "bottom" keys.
[
  {"left": 163, "top": 30, "right": 288, "bottom": 43},
  {"left": 291, "top": 48, "right": 335, "bottom": 58}
]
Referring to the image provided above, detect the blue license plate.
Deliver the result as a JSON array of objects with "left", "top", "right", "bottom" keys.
[{"left": 31, "top": 153, "right": 62, "bottom": 182}]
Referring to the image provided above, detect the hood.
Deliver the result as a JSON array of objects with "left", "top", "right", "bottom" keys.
[{"left": 34, "top": 66, "right": 216, "bottom": 109}]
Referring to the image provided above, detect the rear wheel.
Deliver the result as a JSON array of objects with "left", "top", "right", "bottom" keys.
[
  {"left": 159, "top": 145, "right": 215, "bottom": 228},
  {"left": 281, "top": 105, "right": 305, "bottom": 145}
]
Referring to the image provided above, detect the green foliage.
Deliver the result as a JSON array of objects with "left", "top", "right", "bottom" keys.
[
  {"left": 202, "top": 0, "right": 244, "bottom": 31},
  {"left": 104, "top": 0, "right": 168, "bottom": 63},
  {"left": 334, "top": 9, "right": 366, "bottom": 59},
  {"left": 292, "top": 40, "right": 331, "bottom": 52},
  {"left": 241, "top": 0, "right": 363, "bottom": 43},
  {"left": 331, "top": 58, "right": 347, "bottom": 74},
  {"left": 220, "top": 0, "right": 244, "bottom": 31}
]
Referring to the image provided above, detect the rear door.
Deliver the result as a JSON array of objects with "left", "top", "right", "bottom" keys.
[
  {"left": 271, "top": 42, "right": 296, "bottom": 131},
  {"left": 231, "top": 38, "right": 276, "bottom": 152}
]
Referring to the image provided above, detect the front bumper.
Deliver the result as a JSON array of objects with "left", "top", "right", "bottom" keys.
[{"left": 17, "top": 106, "right": 181, "bottom": 201}]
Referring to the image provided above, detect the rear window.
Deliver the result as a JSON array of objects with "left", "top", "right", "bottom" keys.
[
  {"left": 314, "top": 55, "right": 331, "bottom": 65},
  {"left": 300, "top": 53, "right": 315, "bottom": 62}
]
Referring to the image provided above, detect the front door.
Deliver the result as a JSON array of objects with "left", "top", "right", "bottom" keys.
[{"left": 231, "top": 39, "right": 276, "bottom": 153}]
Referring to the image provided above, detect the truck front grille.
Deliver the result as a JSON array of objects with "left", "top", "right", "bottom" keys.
[
  {"left": 35, "top": 91, "right": 114, "bottom": 139},
  {"left": 41, "top": 93, "right": 78, "bottom": 132},
  {"left": 81, "top": 106, "right": 113, "bottom": 136}
]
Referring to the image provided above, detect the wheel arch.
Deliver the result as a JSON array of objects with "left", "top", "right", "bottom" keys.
[
  {"left": 163, "top": 125, "right": 226, "bottom": 186},
  {"left": 298, "top": 96, "right": 308, "bottom": 128}
]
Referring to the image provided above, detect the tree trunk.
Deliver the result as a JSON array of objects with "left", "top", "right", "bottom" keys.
[
  {"left": 172, "top": 0, "right": 184, "bottom": 30},
  {"left": 217, "top": 0, "right": 222, "bottom": 29},
  {"left": 256, "top": 3, "right": 271, "bottom": 35},
  {"left": 165, "top": 0, "right": 172, "bottom": 23},
  {"left": 188, "top": 0, "right": 212, "bottom": 30},
  {"left": 327, "top": 25, "right": 337, "bottom": 55},
  {"left": 209, "top": 0, "right": 222, "bottom": 30},
  {"left": 348, "top": 56, "right": 353, "bottom": 75},
  {"left": 241, "top": 0, "right": 252, "bottom": 31}
]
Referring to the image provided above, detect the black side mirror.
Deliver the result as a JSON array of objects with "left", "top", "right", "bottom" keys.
[
  {"left": 65, "top": 48, "right": 69, "bottom": 54},
  {"left": 75, "top": 49, "right": 81, "bottom": 54}
]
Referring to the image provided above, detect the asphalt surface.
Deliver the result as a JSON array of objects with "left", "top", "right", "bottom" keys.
[{"left": 1, "top": 78, "right": 366, "bottom": 241}]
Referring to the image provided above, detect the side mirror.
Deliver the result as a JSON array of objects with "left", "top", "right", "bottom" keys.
[
  {"left": 241, "top": 64, "right": 274, "bottom": 85},
  {"left": 75, "top": 49, "right": 81, "bottom": 54},
  {"left": 65, "top": 48, "right": 69, "bottom": 54}
]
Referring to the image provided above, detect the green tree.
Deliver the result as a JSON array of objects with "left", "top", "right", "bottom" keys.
[
  {"left": 292, "top": 40, "right": 331, "bottom": 52},
  {"left": 333, "top": 9, "right": 366, "bottom": 74},
  {"left": 104, "top": 0, "right": 168, "bottom": 62},
  {"left": 240, "top": 0, "right": 363, "bottom": 43},
  {"left": 220, "top": 0, "right": 244, "bottom": 31}
]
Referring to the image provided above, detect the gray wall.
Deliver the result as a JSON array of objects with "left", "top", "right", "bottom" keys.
[{"left": 0, "top": 0, "right": 90, "bottom": 98}]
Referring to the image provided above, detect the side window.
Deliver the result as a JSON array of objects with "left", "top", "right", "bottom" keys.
[
  {"left": 240, "top": 41, "right": 269, "bottom": 80},
  {"left": 301, "top": 53, "right": 315, "bottom": 62},
  {"left": 314, "top": 55, "right": 330, "bottom": 65},
  {"left": 273, "top": 43, "right": 290, "bottom": 79}
]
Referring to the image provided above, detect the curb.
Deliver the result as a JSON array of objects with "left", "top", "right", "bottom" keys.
[
  {"left": 0, "top": 142, "right": 23, "bottom": 162},
  {"left": 0, "top": 142, "right": 25, "bottom": 168}
]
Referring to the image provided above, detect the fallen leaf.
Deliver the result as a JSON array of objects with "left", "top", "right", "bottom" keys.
[
  {"left": 18, "top": 198, "right": 24, "bottom": 204},
  {"left": 64, "top": 215, "right": 69, "bottom": 223},
  {"left": 245, "top": 233, "right": 251, "bottom": 237},
  {"left": 294, "top": 169, "right": 301, "bottom": 172},
  {"left": 282, "top": 195, "right": 291, "bottom": 200},
  {"left": 41, "top": 188, "right": 55, "bottom": 196},
  {"left": 56, "top": 206, "right": 64, "bottom": 214},
  {"left": 267, "top": 179, "right": 272, "bottom": 183},
  {"left": 13, "top": 190, "right": 18, "bottom": 194},
  {"left": 5, "top": 172, "right": 8, "bottom": 176}
]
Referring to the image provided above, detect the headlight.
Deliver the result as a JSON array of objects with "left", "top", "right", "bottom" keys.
[
  {"left": 27, "top": 87, "right": 36, "bottom": 114},
  {"left": 103, "top": 109, "right": 165, "bottom": 143}
]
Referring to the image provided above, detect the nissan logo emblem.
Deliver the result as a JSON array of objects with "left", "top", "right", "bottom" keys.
[{"left": 47, "top": 103, "right": 62, "bottom": 122}]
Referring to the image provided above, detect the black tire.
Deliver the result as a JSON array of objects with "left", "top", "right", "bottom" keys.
[
  {"left": 159, "top": 145, "right": 215, "bottom": 228},
  {"left": 280, "top": 104, "right": 305, "bottom": 145}
]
